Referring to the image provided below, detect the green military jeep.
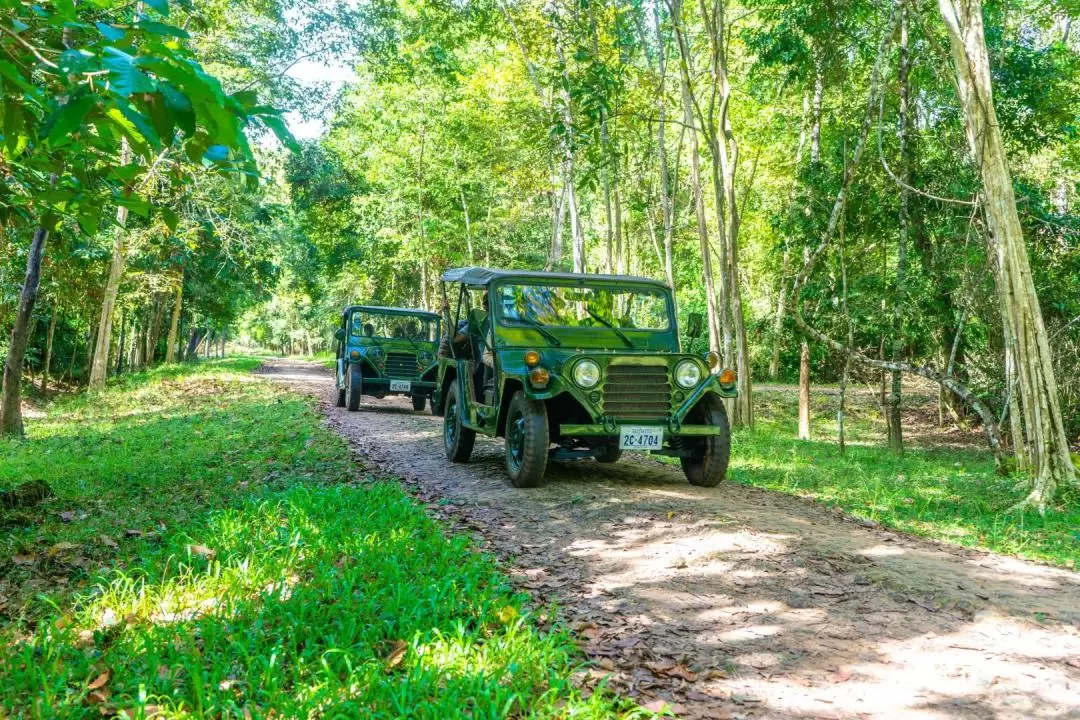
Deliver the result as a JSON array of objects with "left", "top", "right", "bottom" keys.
[
  {"left": 334, "top": 305, "right": 441, "bottom": 412},
  {"left": 433, "top": 268, "right": 737, "bottom": 488}
]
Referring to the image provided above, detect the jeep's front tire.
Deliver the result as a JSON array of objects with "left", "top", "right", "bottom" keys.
[
  {"left": 504, "top": 391, "right": 549, "bottom": 488},
  {"left": 443, "top": 383, "right": 475, "bottom": 462},
  {"left": 681, "top": 395, "right": 731, "bottom": 487},
  {"left": 346, "top": 366, "right": 363, "bottom": 411},
  {"left": 411, "top": 394, "right": 426, "bottom": 412}
]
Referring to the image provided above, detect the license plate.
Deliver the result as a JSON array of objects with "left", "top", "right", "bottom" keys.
[
  {"left": 389, "top": 380, "right": 411, "bottom": 392},
  {"left": 618, "top": 425, "right": 664, "bottom": 451}
]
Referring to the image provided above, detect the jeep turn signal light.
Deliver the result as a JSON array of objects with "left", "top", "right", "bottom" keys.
[
  {"left": 719, "top": 368, "right": 737, "bottom": 386},
  {"left": 524, "top": 350, "right": 541, "bottom": 367},
  {"left": 350, "top": 350, "right": 360, "bottom": 360},
  {"left": 529, "top": 367, "right": 550, "bottom": 387}
]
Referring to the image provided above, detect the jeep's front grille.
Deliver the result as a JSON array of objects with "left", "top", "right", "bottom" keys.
[
  {"left": 602, "top": 364, "right": 671, "bottom": 421},
  {"left": 384, "top": 352, "right": 418, "bottom": 379}
]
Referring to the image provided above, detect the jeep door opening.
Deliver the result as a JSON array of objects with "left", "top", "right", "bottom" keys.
[
  {"left": 432, "top": 267, "right": 738, "bottom": 488},
  {"left": 334, "top": 306, "right": 441, "bottom": 412}
]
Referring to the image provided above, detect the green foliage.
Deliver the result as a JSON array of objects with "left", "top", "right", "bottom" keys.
[{"left": 0, "top": 360, "right": 642, "bottom": 718}]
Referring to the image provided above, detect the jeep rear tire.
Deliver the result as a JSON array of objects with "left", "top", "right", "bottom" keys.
[
  {"left": 411, "top": 394, "right": 426, "bottom": 412},
  {"left": 504, "top": 391, "right": 549, "bottom": 488},
  {"left": 680, "top": 395, "right": 730, "bottom": 487},
  {"left": 443, "top": 383, "right": 475, "bottom": 463},
  {"left": 346, "top": 366, "right": 363, "bottom": 411}
]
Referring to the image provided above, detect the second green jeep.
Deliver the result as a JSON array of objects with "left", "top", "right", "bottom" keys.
[
  {"left": 433, "top": 268, "right": 737, "bottom": 488},
  {"left": 334, "top": 305, "right": 440, "bottom": 412}
]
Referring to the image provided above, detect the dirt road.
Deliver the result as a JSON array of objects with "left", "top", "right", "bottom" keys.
[{"left": 260, "top": 358, "right": 1080, "bottom": 720}]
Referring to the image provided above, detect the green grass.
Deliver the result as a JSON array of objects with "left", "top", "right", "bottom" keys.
[
  {"left": 0, "top": 359, "right": 642, "bottom": 719},
  {"left": 729, "top": 389, "right": 1080, "bottom": 569}
]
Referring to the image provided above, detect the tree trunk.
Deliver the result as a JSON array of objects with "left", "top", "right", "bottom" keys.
[
  {"left": 184, "top": 327, "right": 204, "bottom": 360},
  {"left": 89, "top": 139, "right": 134, "bottom": 390},
  {"left": 769, "top": 95, "right": 811, "bottom": 380},
  {"left": 460, "top": 185, "right": 475, "bottom": 264},
  {"left": 0, "top": 226, "right": 49, "bottom": 438},
  {"left": 670, "top": 0, "right": 721, "bottom": 353},
  {"left": 165, "top": 279, "right": 182, "bottom": 363},
  {"left": 41, "top": 304, "right": 58, "bottom": 394},
  {"left": 810, "top": 61, "right": 824, "bottom": 166},
  {"left": 115, "top": 311, "right": 127, "bottom": 375},
  {"left": 649, "top": 0, "right": 676, "bottom": 294},
  {"left": 888, "top": 5, "right": 911, "bottom": 455},
  {"left": 938, "top": 0, "right": 1077, "bottom": 509},
  {"left": 799, "top": 341, "right": 811, "bottom": 440}
]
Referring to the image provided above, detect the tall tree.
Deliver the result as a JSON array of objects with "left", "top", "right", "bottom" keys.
[{"left": 937, "top": 0, "right": 1078, "bottom": 509}]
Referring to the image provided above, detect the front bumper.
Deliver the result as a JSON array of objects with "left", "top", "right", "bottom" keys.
[
  {"left": 559, "top": 422, "right": 724, "bottom": 437},
  {"left": 361, "top": 377, "right": 436, "bottom": 394}
]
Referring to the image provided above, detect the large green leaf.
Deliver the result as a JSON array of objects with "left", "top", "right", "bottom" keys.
[
  {"left": 136, "top": 20, "right": 188, "bottom": 39},
  {"left": 103, "top": 47, "right": 156, "bottom": 97},
  {"left": 159, "top": 82, "right": 195, "bottom": 135},
  {"left": 95, "top": 22, "right": 125, "bottom": 42},
  {"left": 45, "top": 95, "right": 97, "bottom": 145},
  {"left": 142, "top": 0, "right": 169, "bottom": 17}
]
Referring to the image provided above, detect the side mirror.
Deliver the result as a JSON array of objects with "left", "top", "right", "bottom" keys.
[
  {"left": 334, "top": 328, "right": 346, "bottom": 343},
  {"left": 686, "top": 312, "right": 703, "bottom": 340}
]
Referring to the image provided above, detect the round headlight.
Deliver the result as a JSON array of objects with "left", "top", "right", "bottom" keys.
[
  {"left": 572, "top": 359, "right": 601, "bottom": 388},
  {"left": 419, "top": 350, "right": 434, "bottom": 365},
  {"left": 370, "top": 346, "right": 385, "bottom": 360},
  {"left": 675, "top": 360, "right": 703, "bottom": 388}
]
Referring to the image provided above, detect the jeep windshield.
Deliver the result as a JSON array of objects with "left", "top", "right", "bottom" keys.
[
  {"left": 494, "top": 284, "right": 671, "bottom": 332},
  {"left": 349, "top": 312, "right": 438, "bottom": 342}
]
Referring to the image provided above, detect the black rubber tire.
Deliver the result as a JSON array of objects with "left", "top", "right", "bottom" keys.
[
  {"left": 594, "top": 444, "right": 622, "bottom": 463},
  {"left": 336, "top": 387, "right": 346, "bottom": 407},
  {"left": 443, "top": 383, "right": 475, "bottom": 463},
  {"left": 503, "top": 391, "right": 549, "bottom": 488},
  {"left": 680, "top": 395, "right": 731, "bottom": 487},
  {"left": 412, "top": 394, "right": 426, "bottom": 412},
  {"left": 346, "top": 366, "right": 363, "bottom": 411}
]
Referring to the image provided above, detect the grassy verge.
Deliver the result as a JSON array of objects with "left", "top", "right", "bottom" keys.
[
  {"left": 730, "top": 389, "right": 1079, "bottom": 569},
  {"left": 0, "top": 359, "right": 641, "bottom": 718}
]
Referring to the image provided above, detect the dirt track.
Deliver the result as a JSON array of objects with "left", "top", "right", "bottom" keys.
[{"left": 259, "top": 358, "right": 1080, "bottom": 720}]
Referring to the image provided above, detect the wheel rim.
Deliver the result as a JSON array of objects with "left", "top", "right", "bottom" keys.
[
  {"left": 507, "top": 409, "right": 525, "bottom": 471},
  {"left": 445, "top": 397, "right": 458, "bottom": 448}
]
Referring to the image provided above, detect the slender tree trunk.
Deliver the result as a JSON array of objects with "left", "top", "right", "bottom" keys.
[
  {"left": 115, "top": 312, "right": 127, "bottom": 375},
  {"left": 41, "top": 304, "right": 58, "bottom": 394},
  {"left": 770, "top": 95, "right": 811, "bottom": 380},
  {"left": 650, "top": 0, "right": 676, "bottom": 293},
  {"left": 938, "top": 0, "right": 1077, "bottom": 508},
  {"left": 165, "top": 279, "right": 183, "bottom": 363},
  {"left": 0, "top": 226, "right": 50, "bottom": 437},
  {"left": 888, "top": 6, "right": 911, "bottom": 454},
  {"left": 460, "top": 185, "right": 475, "bottom": 263},
  {"left": 670, "top": 0, "right": 721, "bottom": 352},
  {"left": 89, "top": 139, "right": 134, "bottom": 390},
  {"left": 64, "top": 329, "right": 78, "bottom": 384},
  {"left": 838, "top": 205, "right": 852, "bottom": 453},
  {"left": 810, "top": 60, "right": 824, "bottom": 166},
  {"left": 148, "top": 296, "right": 165, "bottom": 365},
  {"left": 799, "top": 341, "right": 811, "bottom": 440}
]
